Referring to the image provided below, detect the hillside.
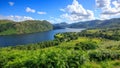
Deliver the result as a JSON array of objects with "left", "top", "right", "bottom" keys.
[
  {"left": 0, "top": 20, "right": 53, "bottom": 35},
  {"left": 70, "top": 18, "right": 120, "bottom": 28},
  {"left": 53, "top": 18, "right": 120, "bottom": 29},
  {"left": 0, "top": 27, "right": 120, "bottom": 68},
  {"left": 53, "top": 22, "right": 68, "bottom": 29},
  {"left": 69, "top": 20, "right": 102, "bottom": 28},
  {"left": 97, "top": 18, "right": 120, "bottom": 28}
]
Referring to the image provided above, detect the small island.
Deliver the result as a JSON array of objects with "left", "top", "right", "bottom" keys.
[{"left": 0, "top": 20, "right": 53, "bottom": 35}]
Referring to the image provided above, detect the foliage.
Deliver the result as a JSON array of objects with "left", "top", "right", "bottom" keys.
[
  {"left": 0, "top": 48, "right": 87, "bottom": 68},
  {"left": 88, "top": 49, "right": 120, "bottom": 61},
  {"left": 10, "top": 40, "right": 59, "bottom": 50},
  {"left": 78, "top": 28, "right": 120, "bottom": 40},
  {"left": 74, "top": 41, "right": 98, "bottom": 50}
]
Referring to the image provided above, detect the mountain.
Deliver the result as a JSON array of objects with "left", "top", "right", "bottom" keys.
[
  {"left": 69, "top": 20, "right": 102, "bottom": 28},
  {"left": 0, "top": 20, "right": 53, "bottom": 35},
  {"left": 53, "top": 18, "right": 120, "bottom": 29},
  {"left": 70, "top": 18, "right": 120, "bottom": 28},
  {"left": 97, "top": 18, "right": 120, "bottom": 28},
  {"left": 53, "top": 22, "right": 69, "bottom": 29}
]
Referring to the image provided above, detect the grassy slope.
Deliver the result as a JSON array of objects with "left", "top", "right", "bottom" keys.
[{"left": 0, "top": 38, "right": 120, "bottom": 67}]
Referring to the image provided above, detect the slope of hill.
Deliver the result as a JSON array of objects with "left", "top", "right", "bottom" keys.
[
  {"left": 97, "top": 18, "right": 120, "bottom": 28},
  {"left": 69, "top": 20, "right": 102, "bottom": 28},
  {"left": 70, "top": 18, "right": 120, "bottom": 28},
  {"left": 53, "top": 18, "right": 120, "bottom": 29},
  {"left": 0, "top": 20, "right": 53, "bottom": 35},
  {"left": 53, "top": 22, "right": 69, "bottom": 29}
]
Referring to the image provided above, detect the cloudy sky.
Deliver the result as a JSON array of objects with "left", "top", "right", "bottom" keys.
[{"left": 0, "top": 0, "right": 120, "bottom": 23}]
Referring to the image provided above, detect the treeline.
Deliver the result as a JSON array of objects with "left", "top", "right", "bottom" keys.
[
  {"left": 0, "top": 20, "right": 53, "bottom": 35},
  {"left": 78, "top": 28, "right": 120, "bottom": 41},
  {"left": 10, "top": 40, "right": 59, "bottom": 50},
  {"left": 54, "top": 28, "right": 120, "bottom": 42},
  {"left": 54, "top": 32, "right": 78, "bottom": 42}
]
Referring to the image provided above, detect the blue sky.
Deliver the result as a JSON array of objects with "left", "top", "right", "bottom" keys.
[{"left": 0, "top": 0, "right": 120, "bottom": 23}]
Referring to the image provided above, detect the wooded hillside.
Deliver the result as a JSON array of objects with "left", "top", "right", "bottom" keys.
[{"left": 0, "top": 20, "right": 53, "bottom": 35}]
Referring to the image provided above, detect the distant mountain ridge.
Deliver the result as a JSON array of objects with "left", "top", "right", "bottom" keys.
[
  {"left": 97, "top": 18, "right": 120, "bottom": 28},
  {"left": 69, "top": 20, "right": 102, "bottom": 28},
  {"left": 53, "top": 22, "right": 69, "bottom": 29},
  {"left": 53, "top": 18, "right": 120, "bottom": 29}
]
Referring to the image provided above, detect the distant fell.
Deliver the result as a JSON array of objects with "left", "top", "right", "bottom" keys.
[{"left": 53, "top": 18, "right": 120, "bottom": 29}]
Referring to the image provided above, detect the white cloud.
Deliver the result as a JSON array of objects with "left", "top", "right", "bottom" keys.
[
  {"left": 26, "top": 7, "right": 36, "bottom": 13},
  {"left": 96, "top": 0, "right": 111, "bottom": 8},
  {"left": 48, "top": 17, "right": 63, "bottom": 24},
  {"left": 96, "top": 0, "right": 120, "bottom": 19},
  {"left": 112, "top": 0, "right": 120, "bottom": 8},
  {"left": 100, "top": 14, "right": 111, "bottom": 20},
  {"left": 60, "top": 0, "right": 95, "bottom": 23},
  {"left": 0, "top": 15, "right": 34, "bottom": 22},
  {"left": 37, "top": 11, "right": 46, "bottom": 15},
  {"left": 8, "top": 2, "right": 14, "bottom": 6}
]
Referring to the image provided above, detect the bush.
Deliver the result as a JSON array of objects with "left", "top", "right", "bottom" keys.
[
  {"left": 74, "top": 41, "right": 98, "bottom": 50},
  {"left": 88, "top": 50, "right": 120, "bottom": 61}
]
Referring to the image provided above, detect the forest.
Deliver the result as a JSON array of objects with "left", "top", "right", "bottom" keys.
[
  {"left": 0, "top": 20, "right": 53, "bottom": 35},
  {"left": 0, "top": 27, "right": 120, "bottom": 68}
]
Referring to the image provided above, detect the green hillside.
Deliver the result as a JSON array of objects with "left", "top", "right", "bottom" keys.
[
  {"left": 68, "top": 18, "right": 120, "bottom": 28},
  {"left": 0, "top": 20, "right": 53, "bottom": 35},
  {"left": 0, "top": 27, "right": 120, "bottom": 68}
]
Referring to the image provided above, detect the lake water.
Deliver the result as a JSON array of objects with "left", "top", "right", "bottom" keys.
[{"left": 0, "top": 28, "right": 84, "bottom": 47}]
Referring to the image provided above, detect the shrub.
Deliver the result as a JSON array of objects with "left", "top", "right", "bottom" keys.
[
  {"left": 88, "top": 50, "right": 120, "bottom": 61},
  {"left": 74, "top": 41, "right": 98, "bottom": 50}
]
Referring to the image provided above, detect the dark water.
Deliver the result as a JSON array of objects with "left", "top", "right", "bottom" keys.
[{"left": 0, "top": 28, "right": 84, "bottom": 47}]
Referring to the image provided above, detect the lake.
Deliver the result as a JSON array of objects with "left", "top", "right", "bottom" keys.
[{"left": 0, "top": 28, "right": 85, "bottom": 47}]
